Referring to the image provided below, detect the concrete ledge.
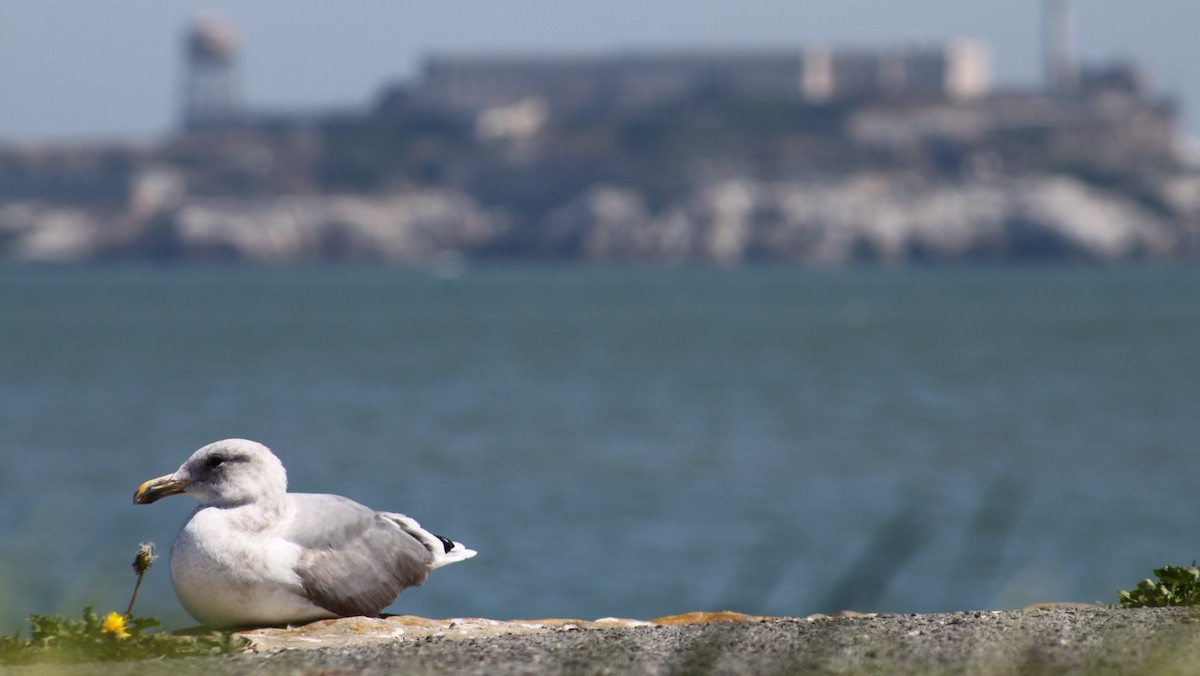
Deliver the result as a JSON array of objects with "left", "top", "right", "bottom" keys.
[
  {"left": 229, "top": 606, "right": 1200, "bottom": 674},
  {"left": 236, "top": 609, "right": 887, "bottom": 652},
  {"left": 22, "top": 606, "right": 1200, "bottom": 675},
  {"left": 237, "top": 613, "right": 662, "bottom": 651}
]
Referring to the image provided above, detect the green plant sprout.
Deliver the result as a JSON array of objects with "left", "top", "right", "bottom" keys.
[
  {"left": 0, "top": 542, "right": 248, "bottom": 665},
  {"left": 1118, "top": 563, "right": 1200, "bottom": 608}
]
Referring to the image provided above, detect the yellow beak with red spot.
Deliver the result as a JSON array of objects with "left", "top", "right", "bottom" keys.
[{"left": 133, "top": 474, "right": 192, "bottom": 504}]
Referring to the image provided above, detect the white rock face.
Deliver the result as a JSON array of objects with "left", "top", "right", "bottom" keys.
[
  {"left": 0, "top": 203, "right": 104, "bottom": 262},
  {"left": 539, "top": 175, "right": 1185, "bottom": 263},
  {"left": 173, "top": 192, "right": 502, "bottom": 262},
  {"left": 0, "top": 174, "right": 1193, "bottom": 263}
]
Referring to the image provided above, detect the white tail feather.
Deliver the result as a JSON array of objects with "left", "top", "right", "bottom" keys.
[
  {"left": 431, "top": 540, "right": 478, "bottom": 569},
  {"left": 384, "top": 512, "right": 477, "bottom": 569}
]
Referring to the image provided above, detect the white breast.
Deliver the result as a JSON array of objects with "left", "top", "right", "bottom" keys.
[{"left": 170, "top": 506, "right": 335, "bottom": 628}]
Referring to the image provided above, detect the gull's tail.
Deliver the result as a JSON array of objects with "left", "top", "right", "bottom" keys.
[{"left": 384, "top": 512, "right": 478, "bottom": 569}]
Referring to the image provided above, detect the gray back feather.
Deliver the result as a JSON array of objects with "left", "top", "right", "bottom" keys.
[{"left": 285, "top": 493, "right": 433, "bottom": 617}]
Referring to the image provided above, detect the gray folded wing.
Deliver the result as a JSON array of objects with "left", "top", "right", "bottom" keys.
[{"left": 285, "top": 493, "right": 433, "bottom": 617}]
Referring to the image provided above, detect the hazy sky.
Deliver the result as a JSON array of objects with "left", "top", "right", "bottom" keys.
[{"left": 2, "top": 1, "right": 1198, "bottom": 143}]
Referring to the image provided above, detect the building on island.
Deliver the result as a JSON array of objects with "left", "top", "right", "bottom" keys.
[{"left": 410, "top": 41, "right": 991, "bottom": 114}]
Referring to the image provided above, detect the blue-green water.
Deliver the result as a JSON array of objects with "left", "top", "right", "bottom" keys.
[{"left": 2, "top": 265, "right": 1199, "bottom": 631}]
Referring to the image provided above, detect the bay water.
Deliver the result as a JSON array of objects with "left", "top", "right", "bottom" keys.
[{"left": 1, "top": 264, "right": 1198, "bottom": 631}]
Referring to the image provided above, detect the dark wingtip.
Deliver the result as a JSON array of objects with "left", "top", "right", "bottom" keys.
[{"left": 434, "top": 534, "right": 455, "bottom": 554}]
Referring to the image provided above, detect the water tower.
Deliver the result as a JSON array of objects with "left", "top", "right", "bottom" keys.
[{"left": 181, "top": 13, "right": 243, "bottom": 130}]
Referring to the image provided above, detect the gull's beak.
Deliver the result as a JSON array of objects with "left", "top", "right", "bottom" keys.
[{"left": 133, "top": 473, "right": 191, "bottom": 504}]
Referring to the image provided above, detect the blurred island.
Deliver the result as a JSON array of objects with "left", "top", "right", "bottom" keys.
[{"left": 3, "top": 31, "right": 1199, "bottom": 264}]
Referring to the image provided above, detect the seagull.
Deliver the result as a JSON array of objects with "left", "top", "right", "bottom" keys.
[{"left": 133, "top": 438, "right": 476, "bottom": 629}]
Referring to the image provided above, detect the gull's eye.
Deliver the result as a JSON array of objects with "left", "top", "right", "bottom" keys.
[{"left": 207, "top": 455, "right": 227, "bottom": 470}]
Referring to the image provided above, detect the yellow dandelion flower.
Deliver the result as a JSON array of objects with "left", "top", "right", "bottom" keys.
[{"left": 101, "top": 611, "right": 131, "bottom": 639}]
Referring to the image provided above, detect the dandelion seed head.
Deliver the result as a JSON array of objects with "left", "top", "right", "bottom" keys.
[{"left": 133, "top": 542, "right": 157, "bottom": 575}]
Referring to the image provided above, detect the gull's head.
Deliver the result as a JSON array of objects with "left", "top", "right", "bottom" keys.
[{"left": 133, "top": 439, "right": 288, "bottom": 507}]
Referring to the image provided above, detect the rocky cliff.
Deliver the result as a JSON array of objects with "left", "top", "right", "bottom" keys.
[{"left": 4, "top": 172, "right": 1197, "bottom": 264}]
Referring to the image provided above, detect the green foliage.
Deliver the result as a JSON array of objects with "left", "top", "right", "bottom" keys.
[
  {"left": 1118, "top": 564, "right": 1200, "bottom": 608},
  {"left": 0, "top": 607, "right": 248, "bottom": 665}
]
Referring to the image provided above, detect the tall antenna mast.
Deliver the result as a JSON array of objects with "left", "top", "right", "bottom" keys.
[{"left": 1043, "top": 0, "right": 1078, "bottom": 94}]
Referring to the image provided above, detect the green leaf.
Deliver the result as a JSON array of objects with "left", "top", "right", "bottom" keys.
[{"left": 1118, "top": 564, "right": 1200, "bottom": 608}]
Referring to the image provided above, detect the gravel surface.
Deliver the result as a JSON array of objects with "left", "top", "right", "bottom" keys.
[{"left": 11, "top": 607, "right": 1200, "bottom": 675}]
